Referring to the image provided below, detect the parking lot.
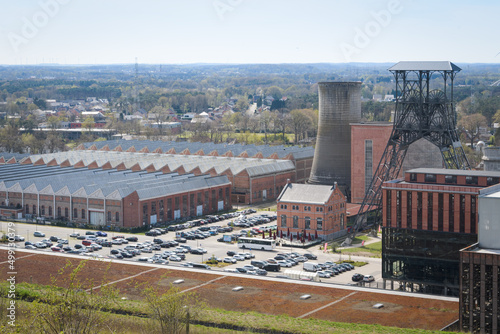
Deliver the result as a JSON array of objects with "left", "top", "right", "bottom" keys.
[{"left": 1, "top": 210, "right": 382, "bottom": 286}]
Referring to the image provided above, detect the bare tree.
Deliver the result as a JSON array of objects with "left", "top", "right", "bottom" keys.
[{"left": 458, "top": 113, "right": 487, "bottom": 147}]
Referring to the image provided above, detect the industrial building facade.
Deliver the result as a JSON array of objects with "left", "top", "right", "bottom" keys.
[
  {"left": 0, "top": 163, "right": 231, "bottom": 228},
  {"left": 351, "top": 123, "right": 443, "bottom": 204},
  {"left": 23, "top": 139, "right": 314, "bottom": 205},
  {"left": 276, "top": 182, "right": 347, "bottom": 241},
  {"left": 459, "top": 185, "right": 500, "bottom": 333},
  {"left": 381, "top": 168, "right": 500, "bottom": 296}
]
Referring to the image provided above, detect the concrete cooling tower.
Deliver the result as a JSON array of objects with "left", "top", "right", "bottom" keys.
[{"left": 308, "top": 82, "right": 361, "bottom": 197}]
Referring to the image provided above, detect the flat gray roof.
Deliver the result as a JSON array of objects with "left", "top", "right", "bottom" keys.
[{"left": 389, "top": 61, "right": 461, "bottom": 72}]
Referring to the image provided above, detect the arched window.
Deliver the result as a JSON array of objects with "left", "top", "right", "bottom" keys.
[
  {"left": 25, "top": 204, "right": 29, "bottom": 214},
  {"left": 41, "top": 205, "right": 45, "bottom": 215},
  {"left": 57, "top": 207, "right": 61, "bottom": 217},
  {"left": 293, "top": 215, "right": 299, "bottom": 228},
  {"left": 115, "top": 212, "right": 119, "bottom": 222},
  {"left": 64, "top": 207, "right": 68, "bottom": 218},
  {"left": 33, "top": 205, "right": 36, "bottom": 215},
  {"left": 107, "top": 211, "right": 111, "bottom": 222},
  {"left": 48, "top": 206, "right": 52, "bottom": 216},
  {"left": 81, "top": 209, "right": 86, "bottom": 219},
  {"left": 74, "top": 208, "right": 78, "bottom": 218}
]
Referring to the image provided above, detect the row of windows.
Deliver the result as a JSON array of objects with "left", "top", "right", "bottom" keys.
[
  {"left": 280, "top": 215, "right": 323, "bottom": 230},
  {"left": 386, "top": 190, "right": 477, "bottom": 234},
  {"left": 410, "top": 173, "right": 499, "bottom": 186},
  {"left": 25, "top": 204, "right": 120, "bottom": 222},
  {"left": 280, "top": 204, "right": 327, "bottom": 212}
]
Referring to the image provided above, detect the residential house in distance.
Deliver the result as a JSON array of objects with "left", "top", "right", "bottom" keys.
[{"left": 277, "top": 182, "right": 347, "bottom": 241}]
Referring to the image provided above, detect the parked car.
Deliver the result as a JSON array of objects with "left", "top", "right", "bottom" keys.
[
  {"left": 126, "top": 236, "right": 138, "bottom": 242},
  {"left": 227, "top": 250, "right": 237, "bottom": 256},
  {"left": 303, "top": 253, "right": 317, "bottom": 260},
  {"left": 352, "top": 273, "right": 364, "bottom": 282},
  {"left": 255, "top": 269, "right": 267, "bottom": 276},
  {"left": 224, "top": 257, "right": 237, "bottom": 264},
  {"left": 363, "top": 275, "right": 375, "bottom": 282},
  {"left": 317, "top": 271, "right": 331, "bottom": 278},
  {"left": 69, "top": 232, "right": 80, "bottom": 238},
  {"left": 33, "top": 231, "right": 45, "bottom": 237},
  {"left": 96, "top": 231, "right": 108, "bottom": 237},
  {"left": 277, "top": 261, "right": 292, "bottom": 268}
]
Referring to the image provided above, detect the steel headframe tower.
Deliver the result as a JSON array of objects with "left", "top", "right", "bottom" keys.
[{"left": 343, "top": 61, "right": 470, "bottom": 245}]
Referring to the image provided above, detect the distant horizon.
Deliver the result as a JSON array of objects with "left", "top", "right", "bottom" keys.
[
  {"left": 2, "top": 1, "right": 499, "bottom": 66},
  {"left": 2, "top": 61, "right": 500, "bottom": 67}
]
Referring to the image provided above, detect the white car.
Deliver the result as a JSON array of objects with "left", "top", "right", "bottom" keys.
[
  {"left": 243, "top": 252, "right": 255, "bottom": 259},
  {"left": 233, "top": 255, "right": 245, "bottom": 261},
  {"left": 224, "top": 257, "right": 237, "bottom": 264},
  {"left": 169, "top": 255, "right": 182, "bottom": 262},
  {"left": 317, "top": 271, "right": 331, "bottom": 278},
  {"left": 363, "top": 275, "right": 375, "bottom": 282},
  {"left": 277, "top": 261, "right": 292, "bottom": 268},
  {"left": 14, "top": 235, "right": 25, "bottom": 241}
]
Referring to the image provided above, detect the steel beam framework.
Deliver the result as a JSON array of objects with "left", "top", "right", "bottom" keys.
[{"left": 344, "top": 64, "right": 470, "bottom": 245}]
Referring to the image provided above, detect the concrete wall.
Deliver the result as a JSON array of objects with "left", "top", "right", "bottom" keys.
[
  {"left": 309, "top": 82, "right": 361, "bottom": 193},
  {"left": 478, "top": 195, "right": 500, "bottom": 249},
  {"left": 483, "top": 147, "right": 500, "bottom": 171}
]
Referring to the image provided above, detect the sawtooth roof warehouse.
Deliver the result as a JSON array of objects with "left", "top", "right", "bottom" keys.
[{"left": 0, "top": 140, "right": 314, "bottom": 228}]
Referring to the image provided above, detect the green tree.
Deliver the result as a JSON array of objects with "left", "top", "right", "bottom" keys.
[
  {"left": 234, "top": 96, "right": 249, "bottom": 112},
  {"left": 28, "top": 260, "right": 118, "bottom": 334},
  {"left": 47, "top": 116, "right": 60, "bottom": 130},
  {"left": 82, "top": 117, "right": 95, "bottom": 132},
  {"left": 142, "top": 283, "right": 205, "bottom": 334}
]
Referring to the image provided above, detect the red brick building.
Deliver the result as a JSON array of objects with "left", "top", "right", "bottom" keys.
[
  {"left": 381, "top": 168, "right": 500, "bottom": 296},
  {"left": 350, "top": 123, "right": 443, "bottom": 204},
  {"left": 276, "top": 182, "right": 347, "bottom": 241},
  {"left": 351, "top": 123, "right": 393, "bottom": 204},
  {"left": 0, "top": 164, "right": 231, "bottom": 228}
]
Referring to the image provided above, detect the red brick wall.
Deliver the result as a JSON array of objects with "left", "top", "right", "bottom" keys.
[
  {"left": 276, "top": 186, "right": 346, "bottom": 240},
  {"left": 382, "top": 182, "right": 480, "bottom": 234},
  {"left": 351, "top": 123, "right": 393, "bottom": 204}
]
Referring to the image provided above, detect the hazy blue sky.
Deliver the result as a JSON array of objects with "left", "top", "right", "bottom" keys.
[{"left": 1, "top": 0, "right": 499, "bottom": 65}]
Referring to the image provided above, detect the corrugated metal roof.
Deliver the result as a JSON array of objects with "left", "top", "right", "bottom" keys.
[{"left": 388, "top": 61, "right": 461, "bottom": 72}]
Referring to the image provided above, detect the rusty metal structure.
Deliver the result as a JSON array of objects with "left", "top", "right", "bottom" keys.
[{"left": 344, "top": 61, "right": 470, "bottom": 244}]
